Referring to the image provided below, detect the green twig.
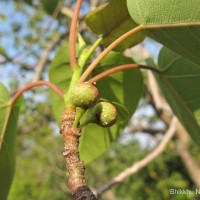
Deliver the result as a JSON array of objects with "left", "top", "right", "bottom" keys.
[
  {"left": 79, "top": 37, "right": 103, "bottom": 68},
  {"left": 78, "top": 25, "right": 144, "bottom": 82}
]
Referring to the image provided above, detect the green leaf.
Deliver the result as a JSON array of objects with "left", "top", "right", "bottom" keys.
[
  {"left": 85, "top": 0, "right": 144, "bottom": 51},
  {"left": 127, "top": 0, "right": 200, "bottom": 66},
  {"left": 22, "top": 0, "right": 58, "bottom": 15},
  {"left": 48, "top": 45, "right": 72, "bottom": 125},
  {"left": 0, "top": 83, "right": 22, "bottom": 200},
  {"left": 41, "top": 0, "right": 58, "bottom": 15},
  {"left": 0, "top": 47, "right": 7, "bottom": 58},
  {"left": 79, "top": 52, "right": 144, "bottom": 163},
  {"left": 24, "top": 0, "right": 33, "bottom": 5},
  {"left": 0, "top": 84, "right": 10, "bottom": 139},
  {"left": 156, "top": 47, "right": 200, "bottom": 145}
]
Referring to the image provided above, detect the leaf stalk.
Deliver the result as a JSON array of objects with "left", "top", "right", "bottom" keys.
[
  {"left": 88, "top": 64, "right": 161, "bottom": 83},
  {"left": 11, "top": 81, "right": 64, "bottom": 106},
  {"left": 69, "top": 0, "right": 83, "bottom": 69},
  {"left": 78, "top": 25, "right": 144, "bottom": 82}
]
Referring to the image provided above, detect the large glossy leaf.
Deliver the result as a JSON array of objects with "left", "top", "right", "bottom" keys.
[
  {"left": 85, "top": 0, "right": 144, "bottom": 51},
  {"left": 79, "top": 52, "right": 144, "bottom": 163},
  {"left": 0, "top": 83, "right": 22, "bottom": 200},
  {"left": 155, "top": 47, "right": 200, "bottom": 145},
  {"left": 48, "top": 45, "right": 72, "bottom": 125},
  {"left": 127, "top": 0, "right": 200, "bottom": 66}
]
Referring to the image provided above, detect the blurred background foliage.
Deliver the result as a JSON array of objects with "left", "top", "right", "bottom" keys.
[
  {"left": 1, "top": 0, "right": 200, "bottom": 199},
  {"left": 7, "top": 98, "right": 200, "bottom": 200}
]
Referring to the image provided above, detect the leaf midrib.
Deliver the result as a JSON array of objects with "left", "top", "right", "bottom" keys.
[{"left": 143, "top": 21, "right": 200, "bottom": 29}]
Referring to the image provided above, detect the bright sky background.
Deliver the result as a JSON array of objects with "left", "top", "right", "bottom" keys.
[{"left": 0, "top": 1, "right": 164, "bottom": 147}]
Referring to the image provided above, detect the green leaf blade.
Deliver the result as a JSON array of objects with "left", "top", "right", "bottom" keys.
[
  {"left": 41, "top": 0, "right": 58, "bottom": 15},
  {"left": 86, "top": 0, "right": 144, "bottom": 51},
  {"left": 127, "top": 0, "right": 200, "bottom": 65},
  {"left": 145, "top": 27, "right": 200, "bottom": 66},
  {"left": 48, "top": 45, "right": 72, "bottom": 125},
  {"left": 80, "top": 52, "right": 144, "bottom": 163},
  {"left": 127, "top": 0, "right": 200, "bottom": 25},
  {"left": 0, "top": 83, "right": 22, "bottom": 200},
  {"left": 0, "top": 47, "right": 7, "bottom": 58},
  {"left": 156, "top": 47, "right": 200, "bottom": 144}
]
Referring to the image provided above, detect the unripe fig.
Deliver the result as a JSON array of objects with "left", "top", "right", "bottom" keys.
[
  {"left": 95, "top": 102, "right": 118, "bottom": 127},
  {"left": 71, "top": 82, "right": 99, "bottom": 108}
]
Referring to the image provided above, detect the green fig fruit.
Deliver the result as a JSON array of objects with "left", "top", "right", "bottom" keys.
[
  {"left": 95, "top": 102, "right": 118, "bottom": 127},
  {"left": 71, "top": 82, "right": 99, "bottom": 108}
]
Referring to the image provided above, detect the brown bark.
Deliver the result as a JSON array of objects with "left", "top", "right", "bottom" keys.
[
  {"left": 72, "top": 185, "right": 97, "bottom": 200},
  {"left": 176, "top": 123, "right": 200, "bottom": 188},
  {"left": 94, "top": 118, "right": 177, "bottom": 197},
  {"left": 60, "top": 108, "right": 97, "bottom": 200}
]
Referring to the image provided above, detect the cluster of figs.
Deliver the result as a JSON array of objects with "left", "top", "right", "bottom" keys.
[{"left": 70, "top": 82, "right": 118, "bottom": 127}]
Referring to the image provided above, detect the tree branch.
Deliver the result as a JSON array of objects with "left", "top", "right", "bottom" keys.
[
  {"left": 128, "top": 124, "right": 166, "bottom": 135},
  {"left": 146, "top": 71, "right": 172, "bottom": 125},
  {"left": 147, "top": 71, "right": 200, "bottom": 188},
  {"left": 94, "top": 117, "right": 177, "bottom": 197},
  {"left": 176, "top": 122, "right": 200, "bottom": 187},
  {"left": 90, "top": 0, "right": 100, "bottom": 10},
  {"left": 61, "top": 6, "right": 74, "bottom": 18},
  {"left": 147, "top": 72, "right": 171, "bottom": 112},
  {"left": 32, "top": 36, "right": 61, "bottom": 82},
  {"left": 12, "top": 1, "right": 62, "bottom": 62}
]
